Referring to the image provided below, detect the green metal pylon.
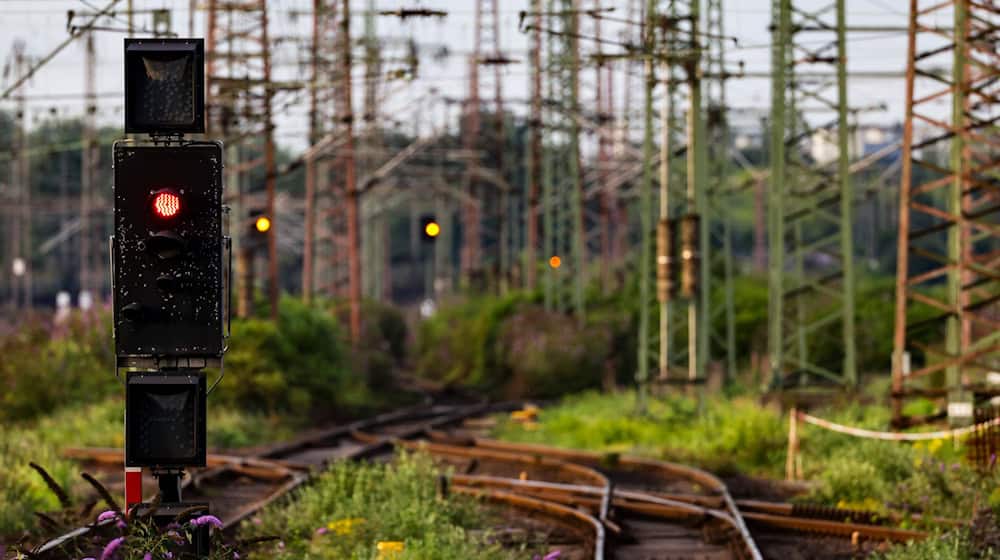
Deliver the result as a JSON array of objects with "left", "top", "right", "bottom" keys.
[
  {"left": 768, "top": 0, "right": 858, "bottom": 390},
  {"left": 636, "top": 0, "right": 658, "bottom": 410},
  {"left": 705, "top": 0, "right": 738, "bottom": 380},
  {"left": 542, "top": 0, "right": 586, "bottom": 321},
  {"left": 636, "top": 0, "right": 710, "bottom": 408}
]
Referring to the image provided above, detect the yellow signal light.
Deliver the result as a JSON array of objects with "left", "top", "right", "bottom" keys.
[
  {"left": 255, "top": 216, "right": 271, "bottom": 233},
  {"left": 549, "top": 255, "right": 562, "bottom": 269},
  {"left": 424, "top": 221, "right": 441, "bottom": 238}
]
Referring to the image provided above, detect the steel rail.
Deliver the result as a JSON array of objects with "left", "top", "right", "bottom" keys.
[
  {"left": 32, "top": 402, "right": 503, "bottom": 557},
  {"left": 446, "top": 436, "right": 764, "bottom": 560},
  {"left": 451, "top": 486, "right": 606, "bottom": 560},
  {"left": 367, "top": 435, "right": 615, "bottom": 523}
]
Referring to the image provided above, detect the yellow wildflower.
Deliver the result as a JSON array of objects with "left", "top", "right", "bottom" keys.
[
  {"left": 376, "top": 541, "right": 405, "bottom": 559},
  {"left": 326, "top": 517, "right": 365, "bottom": 535}
]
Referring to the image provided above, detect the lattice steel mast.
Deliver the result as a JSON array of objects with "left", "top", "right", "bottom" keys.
[
  {"left": 768, "top": 0, "right": 858, "bottom": 389},
  {"left": 892, "top": 0, "right": 999, "bottom": 427}
]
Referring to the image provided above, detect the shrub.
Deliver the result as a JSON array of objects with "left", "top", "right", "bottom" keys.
[
  {"left": 415, "top": 293, "right": 619, "bottom": 399},
  {"left": 878, "top": 531, "right": 975, "bottom": 560},
  {"left": 415, "top": 292, "right": 531, "bottom": 389},
  {"left": 495, "top": 306, "right": 613, "bottom": 398},
  {"left": 0, "top": 311, "right": 117, "bottom": 422},
  {"left": 216, "top": 297, "right": 363, "bottom": 414}
]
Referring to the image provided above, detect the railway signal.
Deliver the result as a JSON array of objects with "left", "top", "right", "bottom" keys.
[
  {"left": 255, "top": 215, "right": 272, "bottom": 234},
  {"left": 113, "top": 38, "right": 224, "bottom": 546},
  {"left": 421, "top": 215, "right": 440, "bottom": 241},
  {"left": 113, "top": 143, "right": 225, "bottom": 360}
]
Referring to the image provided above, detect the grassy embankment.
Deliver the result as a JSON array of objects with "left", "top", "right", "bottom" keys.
[
  {"left": 492, "top": 390, "right": 999, "bottom": 559},
  {"left": 408, "top": 278, "right": 995, "bottom": 559},
  {"left": 0, "top": 297, "right": 410, "bottom": 536}
]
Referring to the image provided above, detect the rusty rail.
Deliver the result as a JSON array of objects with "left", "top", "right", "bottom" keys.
[{"left": 452, "top": 486, "right": 606, "bottom": 560}]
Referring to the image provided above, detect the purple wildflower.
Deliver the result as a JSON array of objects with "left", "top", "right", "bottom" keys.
[
  {"left": 233, "top": 553, "right": 240, "bottom": 559},
  {"left": 315, "top": 527, "right": 329, "bottom": 535},
  {"left": 97, "top": 511, "right": 118, "bottom": 523},
  {"left": 990, "top": 453, "right": 997, "bottom": 468},
  {"left": 165, "top": 553, "right": 173, "bottom": 559},
  {"left": 100, "top": 536, "right": 125, "bottom": 560},
  {"left": 116, "top": 519, "right": 127, "bottom": 530},
  {"left": 143, "top": 554, "right": 152, "bottom": 560},
  {"left": 191, "top": 515, "right": 224, "bottom": 530},
  {"left": 543, "top": 551, "right": 562, "bottom": 560}
]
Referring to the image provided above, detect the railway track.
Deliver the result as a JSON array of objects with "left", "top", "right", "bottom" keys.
[{"left": 34, "top": 402, "right": 930, "bottom": 559}]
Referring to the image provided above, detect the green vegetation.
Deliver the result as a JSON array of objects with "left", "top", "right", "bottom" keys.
[
  {"left": 0, "top": 296, "right": 414, "bottom": 537},
  {"left": 494, "top": 390, "right": 786, "bottom": 476},
  {"left": 0, "top": 399, "right": 293, "bottom": 535},
  {"left": 411, "top": 274, "right": 931, "bottom": 400},
  {"left": 877, "top": 527, "right": 998, "bottom": 560},
  {"left": 415, "top": 292, "right": 627, "bottom": 398},
  {"left": 494, "top": 390, "right": 1000, "bottom": 524},
  {"left": 242, "top": 452, "right": 532, "bottom": 560},
  {"left": 30, "top": 511, "right": 246, "bottom": 560},
  {"left": 0, "top": 312, "right": 117, "bottom": 422},
  {"left": 216, "top": 296, "right": 361, "bottom": 414}
]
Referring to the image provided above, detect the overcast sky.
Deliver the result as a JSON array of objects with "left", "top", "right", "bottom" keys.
[{"left": 0, "top": 1, "right": 932, "bottom": 151}]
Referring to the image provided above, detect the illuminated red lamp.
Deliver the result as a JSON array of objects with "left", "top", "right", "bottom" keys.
[{"left": 153, "top": 191, "right": 181, "bottom": 219}]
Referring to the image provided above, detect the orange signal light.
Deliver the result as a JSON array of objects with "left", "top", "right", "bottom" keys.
[{"left": 549, "top": 256, "right": 562, "bottom": 269}]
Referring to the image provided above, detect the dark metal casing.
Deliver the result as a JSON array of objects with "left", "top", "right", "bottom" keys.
[
  {"left": 113, "top": 142, "right": 224, "bottom": 365},
  {"left": 124, "top": 39, "right": 205, "bottom": 134},
  {"left": 126, "top": 372, "right": 207, "bottom": 467}
]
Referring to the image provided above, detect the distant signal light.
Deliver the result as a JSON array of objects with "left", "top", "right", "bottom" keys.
[
  {"left": 152, "top": 190, "right": 181, "bottom": 219},
  {"left": 255, "top": 216, "right": 271, "bottom": 233}
]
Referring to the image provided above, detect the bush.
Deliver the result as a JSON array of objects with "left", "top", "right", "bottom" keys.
[
  {"left": 415, "top": 292, "right": 531, "bottom": 389},
  {"left": 0, "top": 311, "right": 117, "bottom": 422},
  {"left": 351, "top": 299, "right": 409, "bottom": 393},
  {"left": 495, "top": 306, "right": 613, "bottom": 398},
  {"left": 216, "top": 297, "right": 364, "bottom": 414},
  {"left": 242, "top": 452, "right": 527, "bottom": 559},
  {"left": 415, "top": 293, "right": 620, "bottom": 398}
]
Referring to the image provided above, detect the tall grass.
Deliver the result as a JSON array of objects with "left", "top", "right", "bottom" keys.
[
  {"left": 495, "top": 390, "right": 787, "bottom": 476},
  {"left": 242, "top": 452, "right": 531, "bottom": 559},
  {"left": 0, "top": 399, "right": 298, "bottom": 535}
]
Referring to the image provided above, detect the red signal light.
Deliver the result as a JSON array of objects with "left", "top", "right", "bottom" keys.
[{"left": 153, "top": 191, "right": 181, "bottom": 219}]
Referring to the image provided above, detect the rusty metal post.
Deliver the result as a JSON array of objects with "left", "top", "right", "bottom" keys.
[
  {"left": 302, "top": 0, "right": 323, "bottom": 305},
  {"left": 891, "top": 0, "right": 997, "bottom": 427},
  {"left": 526, "top": 0, "right": 542, "bottom": 291},
  {"left": 891, "top": 0, "right": 918, "bottom": 426},
  {"left": 341, "top": 0, "right": 362, "bottom": 343},
  {"left": 261, "top": 1, "right": 279, "bottom": 319}
]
